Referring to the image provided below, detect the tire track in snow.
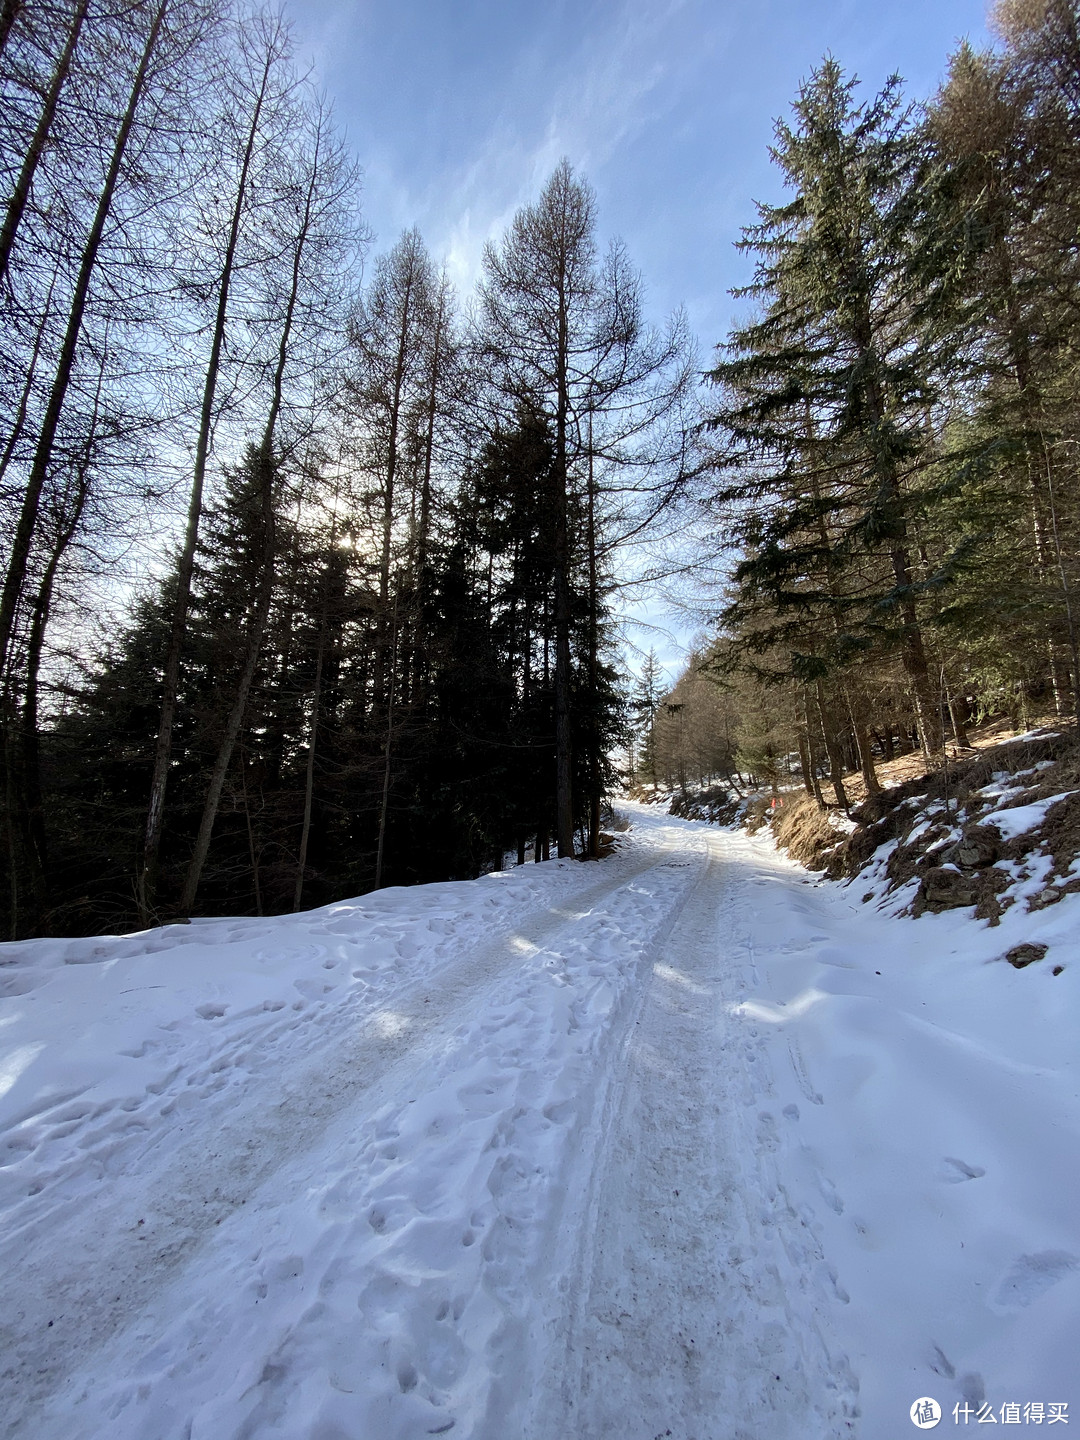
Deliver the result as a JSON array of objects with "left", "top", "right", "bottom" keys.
[
  {"left": 0, "top": 844, "right": 679, "bottom": 1440},
  {"left": 522, "top": 830, "right": 859, "bottom": 1440}
]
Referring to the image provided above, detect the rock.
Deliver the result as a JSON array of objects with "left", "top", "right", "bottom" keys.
[
  {"left": 921, "top": 866, "right": 978, "bottom": 910},
  {"left": 948, "top": 824, "right": 1001, "bottom": 869},
  {"left": 1035, "top": 887, "right": 1061, "bottom": 906},
  {"left": 1005, "top": 942, "right": 1048, "bottom": 969}
]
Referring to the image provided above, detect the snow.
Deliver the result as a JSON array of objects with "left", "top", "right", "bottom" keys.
[
  {"left": 985, "top": 790, "right": 1077, "bottom": 840},
  {"left": 1, "top": 806, "right": 1077, "bottom": 1438}
]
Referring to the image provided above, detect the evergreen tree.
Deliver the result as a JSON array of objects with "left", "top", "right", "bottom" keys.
[
  {"left": 708, "top": 60, "right": 956, "bottom": 755},
  {"left": 629, "top": 648, "right": 665, "bottom": 787}
]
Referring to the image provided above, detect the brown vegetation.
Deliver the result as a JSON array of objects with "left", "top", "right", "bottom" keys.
[{"left": 719, "top": 712, "right": 1078, "bottom": 929}]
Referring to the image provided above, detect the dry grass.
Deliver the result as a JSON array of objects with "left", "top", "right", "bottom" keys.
[
  {"left": 649, "top": 717, "right": 1080, "bottom": 928},
  {"left": 771, "top": 793, "right": 848, "bottom": 870},
  {"left": 842, "top": 714, "right": 1063, "bottom": 809}
]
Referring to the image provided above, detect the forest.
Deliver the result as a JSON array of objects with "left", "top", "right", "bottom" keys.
[
  {"left": 636, "top": 0, "right": 1080, "bottom": 812},
  {"left": 1, "top": 0, "right": 1078, "bottom": 938}
]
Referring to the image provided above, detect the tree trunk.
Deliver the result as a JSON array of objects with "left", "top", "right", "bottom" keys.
[
  {"left": 0, "top": 0, "right": 23, "bottom": 53},
  {"left": 552, "top": 250, "right": 575, "bottom": 859},
  {"left": 816, "top": 683, "right": 849, "bottom": 811},
  {"left": 374, "top": 597, "right": 398, "bottom": 890},
  {"left": 947, "top": 693, "right": 971, "bottom": 749},
  {"left": 293, "top": 579, "right": 328, "bottom": 912},
  {"left": 0, "top": 267, "right": 58, "bottom": 496},
  {"left": 416, "top": 278, "right": 447, "bottom": 588},
  {"left": 553, "top": 549, "right": 574, "bottom": 858},
  {"left": 849, "top": 303, "right": 941, "bottom": 756},
  {"left": 241, "top": 753, "right": 263, "bottom": 916},
  {"left": 0, "top": 0, "right": 90, "bottom": 285},
  {"left": 13, "top": 383, "right": 97, "bottom": 931},
  {"left": 797, "top": 726, "right": 814, "bottom": 798},
  {"left": 844, "top": 688, "right": 880, "bottom": 795},
  {"left": 374, "top": 268, "right": 415, "bottom": 707},
  {"left": 179, "top": 114, "right": 322, "bottom": 913},
  {"left": 889, "top": 543, "right": 940, "bottom": 755},
  {"left": 585, "top": 423, "right": 600, "bottom": 858},
  {"left": 139, "top": 31, "right": 280, "bottom": 925},
  {"left": 0, "top": 0, "right": 167, "bottom": 679},
  {"left": 179, "top": 452, "right": 276, "bottom": 915},
  {"left": 800, "top": 694, "right": 824, "bottom": 805}
]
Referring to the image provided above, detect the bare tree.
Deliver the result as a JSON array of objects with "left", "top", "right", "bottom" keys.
[
  {"left": 138, "top": 9, "right": 300, "bottom": 923},
  {"left": 0, "top": 0, "right": 90, "bottom": 287},
  {"left": 0, "top": 0, "right": 24, "bottom": 55},
  {"left": 179, "top": 95, "right": 359, "bottom": 914},
  {"left": 344, "top": 229, "right": 441, "bottom": 703},
  {"left": 479, "top": 161, "right": 697, "bottom": 856},
  {"left": 0, "top": 0, "right": 221, "bottom": 680}
]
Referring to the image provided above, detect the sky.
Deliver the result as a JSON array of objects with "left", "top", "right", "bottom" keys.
[{"left": 284, "top": 0, "right": 996, "bottom": 678}]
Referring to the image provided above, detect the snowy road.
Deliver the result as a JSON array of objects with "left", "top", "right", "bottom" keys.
[
  {"left": 524, "top": 834, "right": 856, "bottom": 1440},
  {"left": 1, "top": 806, "right": 1077, "bottom": 1438}
]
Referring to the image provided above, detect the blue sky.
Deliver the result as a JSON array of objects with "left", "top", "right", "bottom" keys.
[{"left": 286, "top": 0, "right": 994, "bottom": 675}]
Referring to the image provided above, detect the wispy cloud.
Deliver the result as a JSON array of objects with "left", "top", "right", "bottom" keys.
[
  {"left": 288, "top": 0, "right": 727, "bottom": 293},
  {"left": 429, "top": 0, "right": 724, "bottom": 291}
]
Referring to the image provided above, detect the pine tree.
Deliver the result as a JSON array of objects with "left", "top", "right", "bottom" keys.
[
  {"left": 630, "top": 649, "right": 665, "bottom": 788},
  {"left": 708, "top": 59, "right": 956, "bottom": 755}
]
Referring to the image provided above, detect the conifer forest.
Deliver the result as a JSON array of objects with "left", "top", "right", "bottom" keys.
[{"left": 3, "top": 0, "right": 1080, "bottom": 939}]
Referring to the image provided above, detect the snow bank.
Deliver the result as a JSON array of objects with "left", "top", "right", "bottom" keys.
[{"left": 726, "top": 817, "right": 1080, "bottom": 1433}]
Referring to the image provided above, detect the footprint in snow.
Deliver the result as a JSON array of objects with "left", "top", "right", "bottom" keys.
[
  {"left": 993, "top": 1251, "right": 1079, "bottom": 1310},
  {"left": 293, "top": 978, "right": 329, "bottom": 1001},
  {"left": 366, "top": 1196, "right": 414, "bottom": 1234},
  {"left": 0, "top": 971, "right": 42, "bottom": 997},
  {"left": 817, "top": 1260, "right": 850, "bottom": 1303},
  {"left": 254, "top": 943, "right": 325, "bottom": 964},
  {"left": 457, "top": 1081, "right": 508, "bottom": 1114},
  {"left": 939, "top": 1156, "right": 986, "bottom": 1183},
  {"left": 397, "top": 1360, "right": 419, "bottom": 1393},
  {"left": 48, "top": 1102, "right": 92, "bottom": 1124},
  {"left": 195, "top": 1002, "right": 227, "bottom": 1020},
  {"left": 757, "top": 1111, "right": 780, "bottom": 1152},
  {"left": 928, "top": 1343, "right": 956, "bottom": 1379},
  {"left": 1, "top": 1134, "right": 35, "bottom": 1161},
  {"left": 815, "top": 1171, "right": 844, "bottom": 1215},
  {"left": 119, "top": 1039, "right": 158, "bottom": 1058},
  {"left": 543, "top": 1099, "right": 574, "bottom": 1125}
]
